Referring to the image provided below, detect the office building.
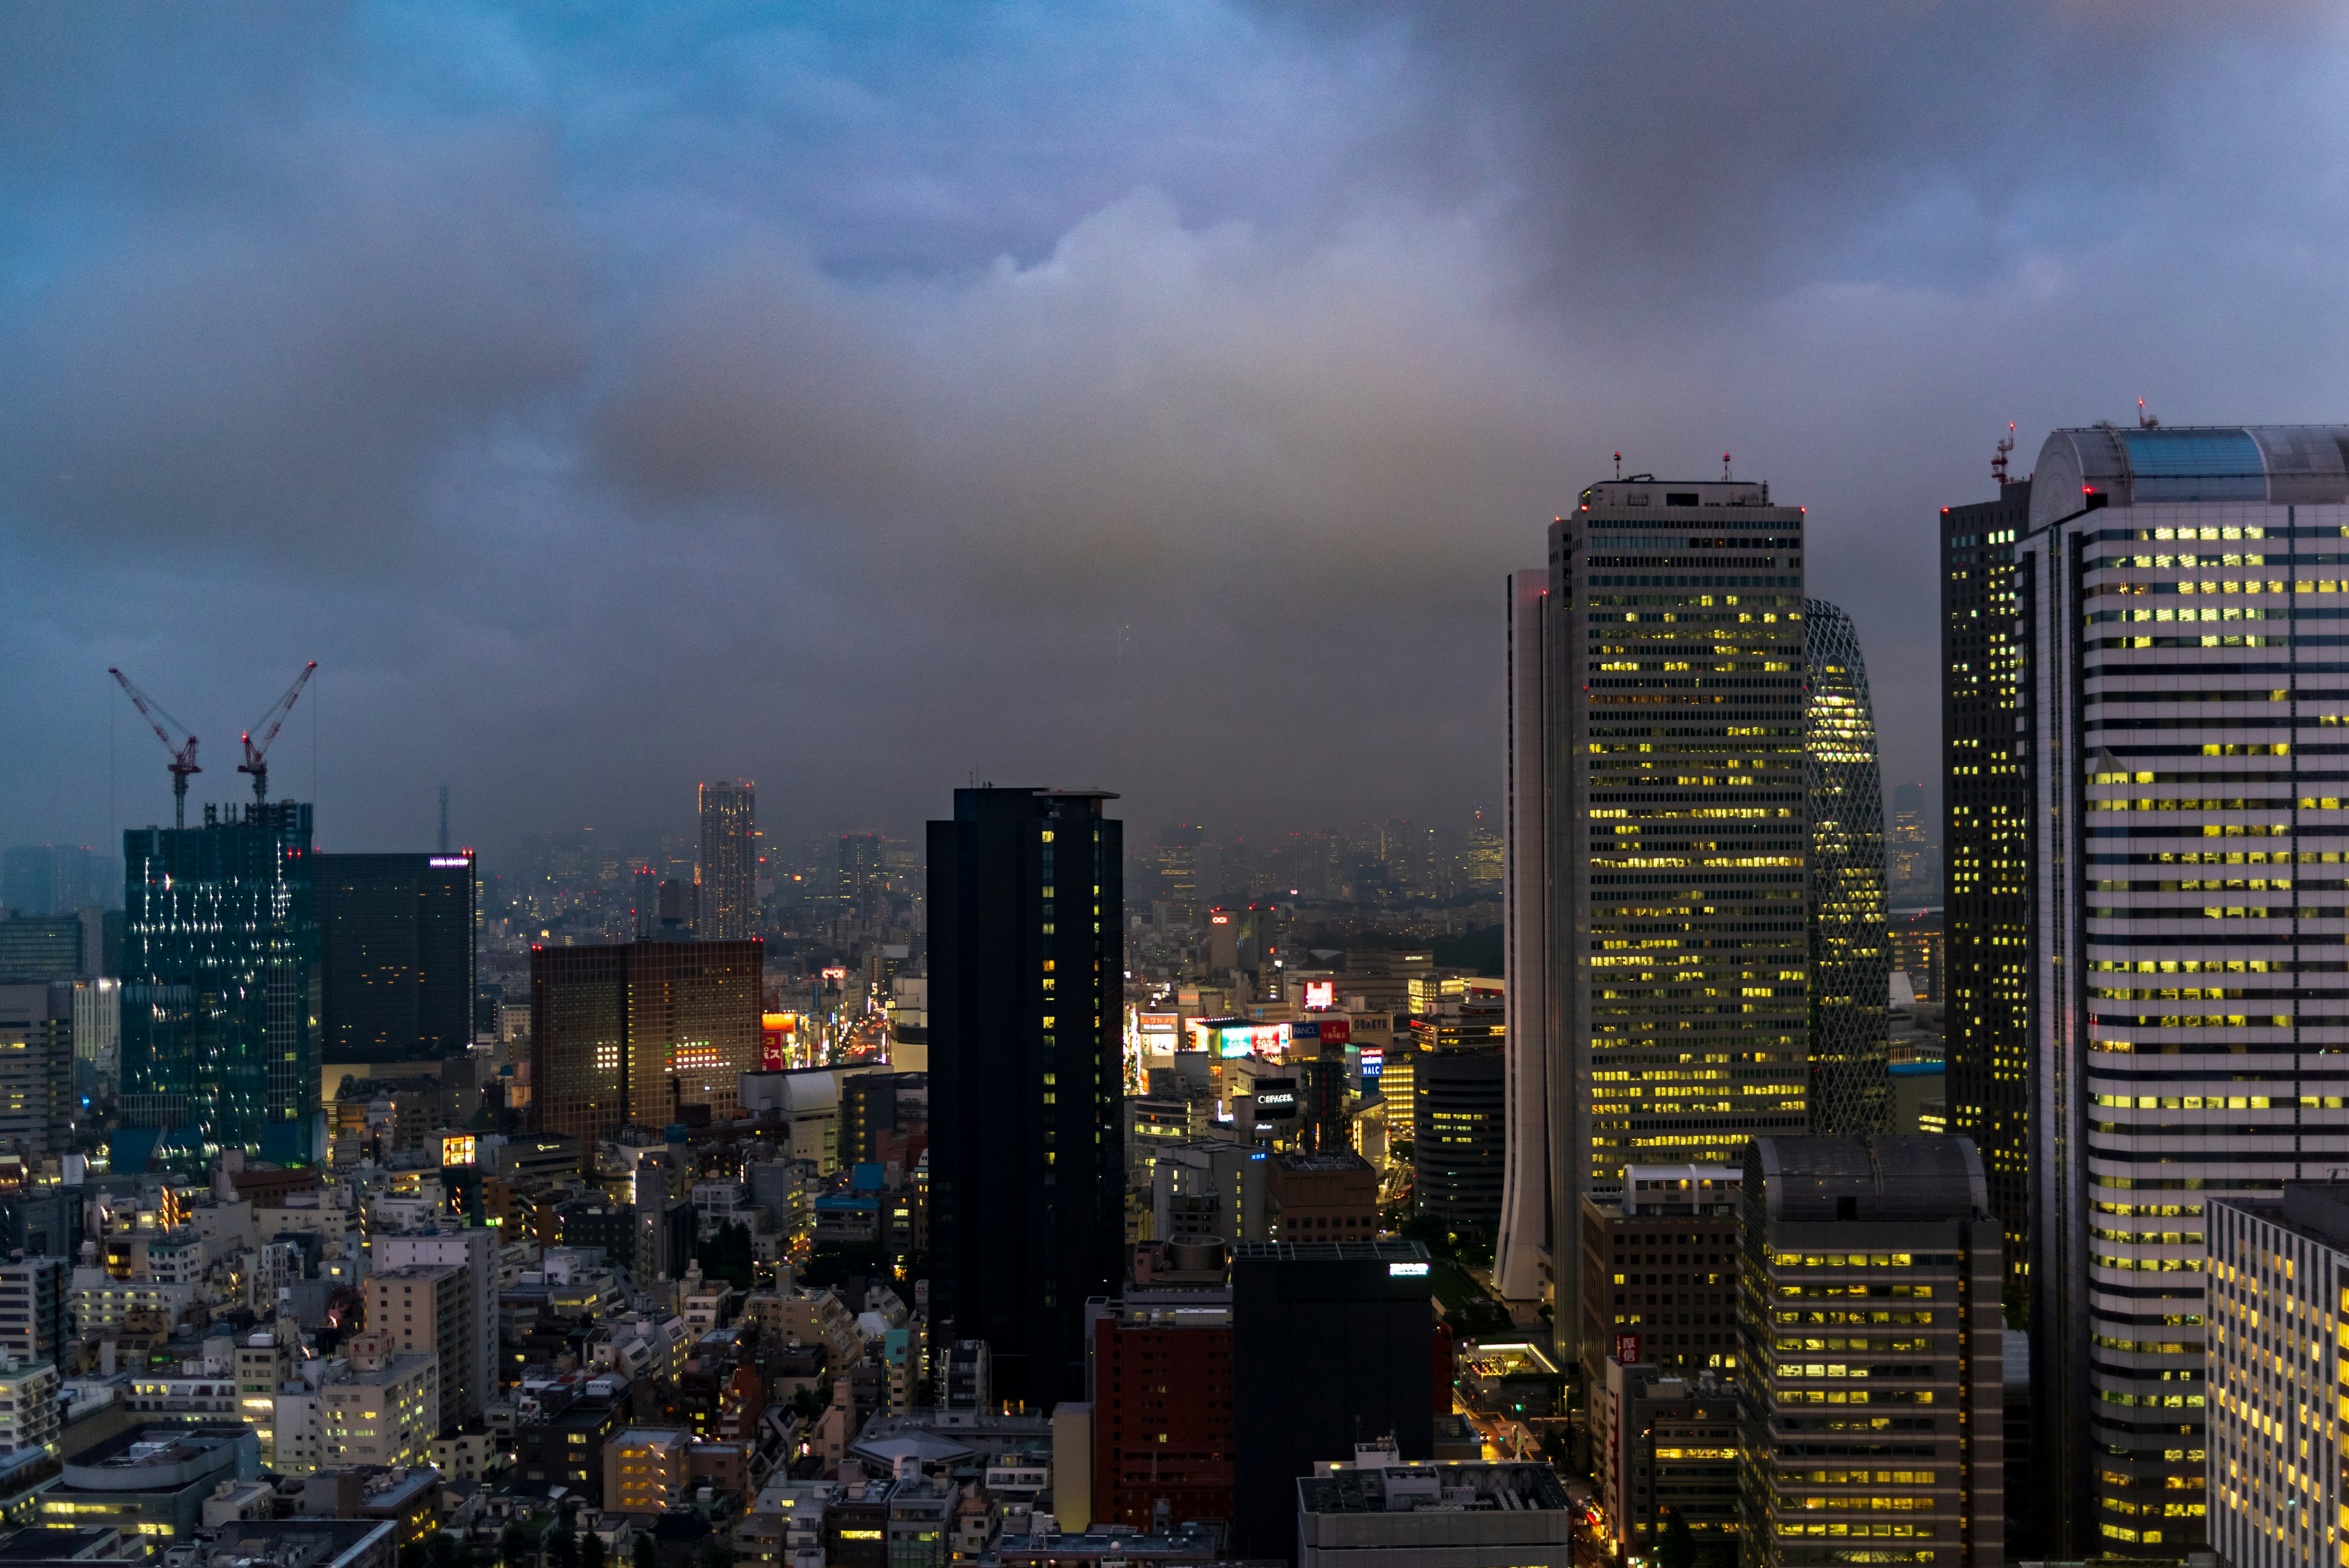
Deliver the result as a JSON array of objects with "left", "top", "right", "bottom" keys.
[
  {"left": 1538, "top": 477, "right": 1812, "bottom": 1372},
  {"left": 1087, "top": 1271, "right": 1234, "bottom": 1531},
  {"left": 365, "top": 1265, "right": 465, "bottom": 1435},
  {"left": 529, "top": 940, "right": 763, "bottom": 1142},
  {"left": 2016, "top": 423, "right": 2349, "bottom": 1553},
  {"left": 1229, "top": 1239, "right": 1436, "bottom": 1560},
  {"left": 40, "top": 1425, "right": 259, "bottom": 1540},
  {"left": 314, "top": 853, "right": 477, "bottom": 1062},
  {"left": 1940, "top": 470, "right": 2032, "bottom": 1303},
  {"left": 2206, "top": 1181, "right": 2349, "bottom": 1568},
  {"left": 842, "top": 1072, "right": 929, "bottom": 1169},
  {"left": 0, "top": 918, "right": 84, "bottom": 985},
  {"left": 929, "top": 787, "right": 1126, "bottom": 1410},
  {"left": 0, "top": 984, "right": 73, "bottom": 1154},
  {"left": 1, "top": 845, "right": 108, "bottom": 918},
  {"left": 1888, "top": 781, "right": 1936, "bottom": 900},
  {"left": 1888, "top": 912, "right": 1943, "bottom": 1006},
  {"left": 1412, "top": 1048, "right": 1505, "bottom": 1233},
  {"left": 0, "top": 1361, "right": 57, "bottom": 1456},
  {"left": 372, "top": 1227, "right": 497, "bottom": 1425},
  {"left": 1496, "top": 569, "right": 1551, "bottom": 1307},
  {"left": 1805, "top": 599, "right": 1892, "bottom": 1135},
  {"left": 120, "top": 801, "right": 320, "bottom": 1161},
  {"left": 1263, "top": 1151, "right": 1377, "bottom": 1243},
  {"left": 1156, "top": 825, "right": 1204, "bottom": 919},
  {"left": 1598, "top": 1359, "right": 1740, "bottom": 1567},
  {"left": 1736, "top": 1135, "right": 2004, "bottom": 1568},
  {"left": 1296, "top": 1451, "right": 1573, "bottom": 1568},
  {"left": 698, "top": 782, "right": 757, "bottom": 942},
  {"left": 1575, "top": 1163, "right": 1742, "bottom": 1422}
]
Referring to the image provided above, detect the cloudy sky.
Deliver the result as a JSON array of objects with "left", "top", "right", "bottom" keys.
[{"left": 6, "top": 2, "right": 2347, "bottom": 865}]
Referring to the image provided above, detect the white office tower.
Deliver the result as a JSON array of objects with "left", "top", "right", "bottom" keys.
[
  {"left": 1538, "top": 476, "right": 1812, "bottom": 1367},
  {"left": 2205, "top": 1181, "right": 2349, "bottom": 1568},
  {"left": 2020, "top": 423, "right": 2349, "bottom": 1555},
  {"left": 1494, "top": 569, "right": 1551, "bottom": 1307}
]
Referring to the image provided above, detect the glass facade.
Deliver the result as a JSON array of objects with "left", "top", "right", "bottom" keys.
[
  {"left": 1803, "top": 600, "right": 1891, "bottom": 1136},
  {"left": 1544, "top": 480, "right": 1814, "bottom": 1372},
  {"left": 119, "top": 801, "right": 319, "bottom": 1160},
  {"left": 1941, "top": 482, "right": 2033, "bottom": 1306},
  {"left": 2022, "top": 423, "right": 2349, "bottom": 1556}
]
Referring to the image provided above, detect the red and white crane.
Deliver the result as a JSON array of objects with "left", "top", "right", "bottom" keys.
[
  {"left": 239, "top": 661, "right": 317, "bottom": 803},
  {"left": 108, "top": 667, "right": 201, "bottom": 829}
]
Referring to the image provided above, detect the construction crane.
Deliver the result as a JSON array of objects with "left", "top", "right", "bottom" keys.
[
  {"left": 239, "top": 661, "right": 317, "bottom": 804},
  {"left": 108, "top": 668, "right": 201, "bottom": 829}
]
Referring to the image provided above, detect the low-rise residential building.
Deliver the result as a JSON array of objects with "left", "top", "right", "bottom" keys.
[
  {"left": 0, "top": 1361, "right": 61, "bottom": 1455},
  {"left": 604, "top": 1427, "right": 689, "bottom": 1515},
  {"left": 67, "top": 1271, "right": 193, "bottom": 1344}
]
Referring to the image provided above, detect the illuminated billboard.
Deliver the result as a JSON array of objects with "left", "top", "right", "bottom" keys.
[
  {"left": 427, "top": 855, "right": 472, "bottom": 869},
  {"left": 1136, "top": 1012, "right": 1181, "bottom": 1038},
  {"left": 1303, "top": 980, "right": 1335, "bottom": 1011},
  {"left": 1186, "top": 1018, "right": 1290, "bottom": 1059},
  {"left": 442, "top": 1134, "right": 478, "bottom": 1167},
  {"left": 762, "top": 1013, "right": 796, "bottom": 1071},
  {"left": 1357, "top": 1046, "right": 1384, "bottom": 1079},
  {"left": 1291, "top": 1018, "right": 1350, "bottom": 1048}
]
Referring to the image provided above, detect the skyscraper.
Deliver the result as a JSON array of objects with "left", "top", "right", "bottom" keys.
[
  {"left": 1154, "top": 823, "right": 1204, "bottom": 918},
  {"left": 314, "top": 852, "right": 477, "bottom": 1061},
  {"left": 697, "top": 781, "right": 756, "bottom": 942},
  {"left": 2017, "top": 423, "right": 2349, "bottom": 1555},
  {"left": 1540, "top": 476, "right": 1812, "bottom": 1369},
  {"left": 928, "top": 786, "right": 1124, "bottom": 1410},
  {"left": 1494, "top": 570, "right": 1551, "bottom": 1306},
  {"left": 119, "top": 801, "right": 320, "bottom": 1162},
  {"left": 1736, "top": 1135, "right": 2006, "bottom": 1568},
  {"left": 1942, "top": 474, "right": 2033, "bottom": 1310},
  {"left": 530, "top": 939, "right": 763, "bottom": 1142},
  {"left": 1804, "top": 599, "right": 1892, "bottom": 1135}
]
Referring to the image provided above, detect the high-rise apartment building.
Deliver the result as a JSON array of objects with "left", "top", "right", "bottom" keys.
[
  {"left": 1941, "top": 475, "right": 2033, "bottom": 1306},
  {"left": 2017, "top": 424, "right": 2349, "bottom": 1554},
  {"left": 1805, "top": 600, "right": 1892, "bottom": 1135},
  {"left": 120, "top": 801, "right": 320, "bottom": 1162},
  {"left": 374, "top": 1227, "right": 499, "bottom": 1425},
  {"left": 1537, "top": 477, "right": 1811, "bottom": 1371},
  {"left": 530, "top": 940, "right": 764, "bottom": 1142},
  {"left": 929, "top": 787, "right": 1125, "bottom": 1410},
  {"left": 697, "top": 781, "right": 757, "bottom": 942},
  {"left": 1737, "top": 1135, "right": 2005, "bottom": 1568},
  {"left": 314, "top": 852, "right": 477, "bottom": 1061},
  {"left": 2205, "top": 1181, "right": 2349, "bottom": 1568},
  {"left": 0, "top": 1257, "right": 68, "bottom": 1370}
]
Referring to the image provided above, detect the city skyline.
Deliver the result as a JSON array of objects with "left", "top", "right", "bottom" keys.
[{"left": 9, "top": 9, "right": 2349, "bottom": 856}]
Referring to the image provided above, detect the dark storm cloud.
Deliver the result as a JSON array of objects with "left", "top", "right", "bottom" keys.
[{"left": 3, "top": 2, "right": 2347, "bottom": 859}]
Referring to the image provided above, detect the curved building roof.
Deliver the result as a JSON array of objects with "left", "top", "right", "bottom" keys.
[
  {"left": 1748, "top": 1135, "right": 1987, "bottom": 1224},
  {"left": 2028, "top": 424, "right": 2349, "bottom": 530}
]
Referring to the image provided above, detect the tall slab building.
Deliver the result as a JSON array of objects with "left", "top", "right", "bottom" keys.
[
  {"left": 1803, "top": 600, "right": 1892, "bottom": 1135},
  {"left": 119, "top": 801, "right": 320, "bottom": 1163},
  {"left": 314, "top": 852, "right": 477, "bottom": 1062},
  {"left": 928, "top": 786, "right": 1125, "bottom": 1411},
  {"left": 1493, "top": 570, "right": 1551, "bottom": 1306},
  {"left": 1940, "top": 476, "right": 2033, "bottom": 1303},
  {"left": 529, "top": 939, "right": 763, "bottom": 1142},
  {"left": 2018, "top": 423, "right": 2349, "bottom": 1555},
  {"left": 1534, "top": 476, "right": 1812, "bottom": 1367},
  {"left": 696, "top": 781, "right": 757, "bottom": 942}
]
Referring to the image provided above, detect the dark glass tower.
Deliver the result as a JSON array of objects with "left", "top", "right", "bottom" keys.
[
  {"left": 928, "top": 786, "right": 1124, "bottom": 1411},
  {"left": 120, "top": 801, "right": 320, "bottom": 1163},
  {"left": 314, "top": 852, "right": 478, "bottom": 1062},
  {"left": 1803, "top": 599, "right": 1891, "bottom": 1135},
  {"left": 1940, "top": 478, "right": 2032, "bottom": 1308}
]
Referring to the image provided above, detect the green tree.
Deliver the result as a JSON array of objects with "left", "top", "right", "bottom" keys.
[
  {"left": 547, "top": 1533, "right": 579, "bottom": 1568},
  {"left": 428, "top": 1537, "right": 462, "bottom": 1568},
  {"left": 1658, "top": 1507, "right": 1696, "bottom": 1568},
  {"left": 580, "top": 1536, "right": 606, "bottom": 1568},
  {"left": 630, "top": 1535, "right": 656, "bottom": 1568},
  {"left": 700, "top": 1544, "right": 733, "bottom": 1568},
  {"left": 500, "top": 1526, "right": 530, "bottom": 1568},
  {"left": 798, "top": 1241, "right": 889, "bottom": 1291}
]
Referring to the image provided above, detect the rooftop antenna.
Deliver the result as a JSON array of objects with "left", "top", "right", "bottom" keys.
[
  {"left": 2138, "top": 398, "right": 2159, "bottom": 429},
  {"left": 1992, "top": 424, "right": 2015, "bottom": 486},
  {"left": 1613, "top": 451, "right": 1622, "bottom": 480},
  {"left": 1723, "top": 452, "right": 1733, "bottom": 481}
]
